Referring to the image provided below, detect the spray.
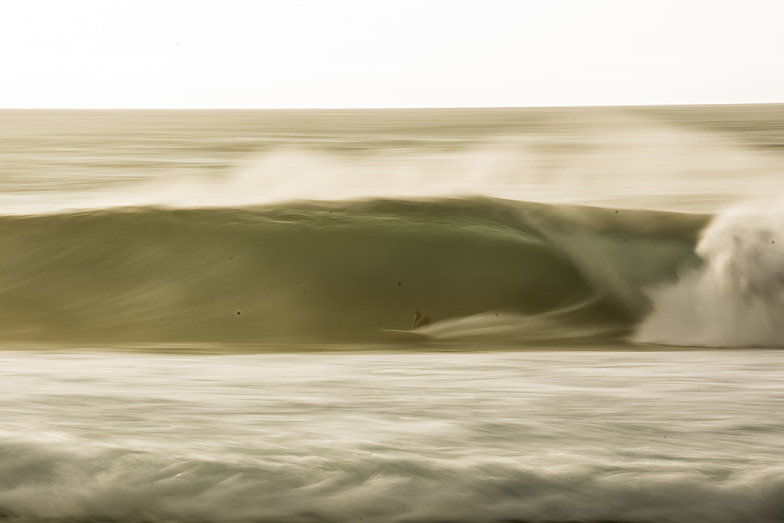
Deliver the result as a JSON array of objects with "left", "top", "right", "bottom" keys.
[{"left": 635, "top": 203, "right": 784, "bottom": 347}]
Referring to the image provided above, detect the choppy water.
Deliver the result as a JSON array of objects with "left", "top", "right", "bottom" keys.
[{"left": 1, "top": 106, "right": 783, "bottom": 522}]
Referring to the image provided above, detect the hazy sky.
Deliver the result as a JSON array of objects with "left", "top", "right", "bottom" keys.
[{"left": 2, "top": 0, "right": 782, "bottom": 108}]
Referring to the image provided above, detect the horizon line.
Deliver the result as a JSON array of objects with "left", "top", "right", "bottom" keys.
[{"left": 1, "top": 101, "right": 783, "bottom": 111}]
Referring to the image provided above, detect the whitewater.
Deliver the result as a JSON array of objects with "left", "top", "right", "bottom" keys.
[{"left": 1, "top": 106, "right": 783, "bottom": 522}]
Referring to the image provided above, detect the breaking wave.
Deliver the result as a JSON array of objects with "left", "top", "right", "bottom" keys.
[
  {"left": 636, "top": 203, "right": 784, "bottom": 347},
  {"left": 0, "top": 197, "right": 706, "bottom": 346}
]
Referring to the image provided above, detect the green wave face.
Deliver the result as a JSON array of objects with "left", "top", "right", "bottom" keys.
[{"left": 0, "top": 197, "right": 706, "bottom": 345}]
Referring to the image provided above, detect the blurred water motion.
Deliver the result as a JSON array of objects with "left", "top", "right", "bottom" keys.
[
  {"left": 1, "top": 105, "right": 782, "bottom": 213},
  {"left": 1, "top": 106, "right": 784, "bottom": 523}
]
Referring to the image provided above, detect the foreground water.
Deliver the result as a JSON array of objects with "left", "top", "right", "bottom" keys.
[
  {"left": 1, "top": 106, "right": 783, "bottom": 521},
  {"left": 2, "top": 348, "right": 783, "bottom": 523}
]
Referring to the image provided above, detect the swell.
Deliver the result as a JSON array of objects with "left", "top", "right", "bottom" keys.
[{"left": 0, "top": 197, "right": 707, "bottom": 345}]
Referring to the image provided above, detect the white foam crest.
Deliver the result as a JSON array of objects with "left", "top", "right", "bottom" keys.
[{"left": 636, "top": 202, "right": 784, "bottom": 347}]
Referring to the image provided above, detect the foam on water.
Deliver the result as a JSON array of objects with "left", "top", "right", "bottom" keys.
[
  {"left": 636, "top": 202, "right": 784, "bottom": 347},
  {"left": 1, "top": 350, "right": 783, "bottom": 523}
]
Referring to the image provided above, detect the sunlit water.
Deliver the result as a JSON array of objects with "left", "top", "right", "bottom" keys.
[{"left": 1, "top": 106, "right": 783, "bottom": 522}]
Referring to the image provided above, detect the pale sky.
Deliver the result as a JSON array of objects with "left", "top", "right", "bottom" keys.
[{"left": 1, "top": 0, "right": 782, "bottom": 108}]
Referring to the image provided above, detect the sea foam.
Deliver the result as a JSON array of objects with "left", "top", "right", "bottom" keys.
[{"left": 636, "top": 202, "right": 784, "bottom": 347}]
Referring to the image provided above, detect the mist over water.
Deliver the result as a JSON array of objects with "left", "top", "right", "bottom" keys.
[
  {"left": 1, "top": 106, "right": 784, "bottom": 522},
  {"left": 2, "top": 106, "right": 782, "bottom": 214}
]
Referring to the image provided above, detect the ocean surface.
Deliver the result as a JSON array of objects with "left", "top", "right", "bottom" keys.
[{"left": 1, "top": 106, "right": 783, "bottom": 522}]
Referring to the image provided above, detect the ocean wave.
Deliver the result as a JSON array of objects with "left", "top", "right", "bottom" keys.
[{"left": 0, "top": 197, "right": 705, "bottom": 345}]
